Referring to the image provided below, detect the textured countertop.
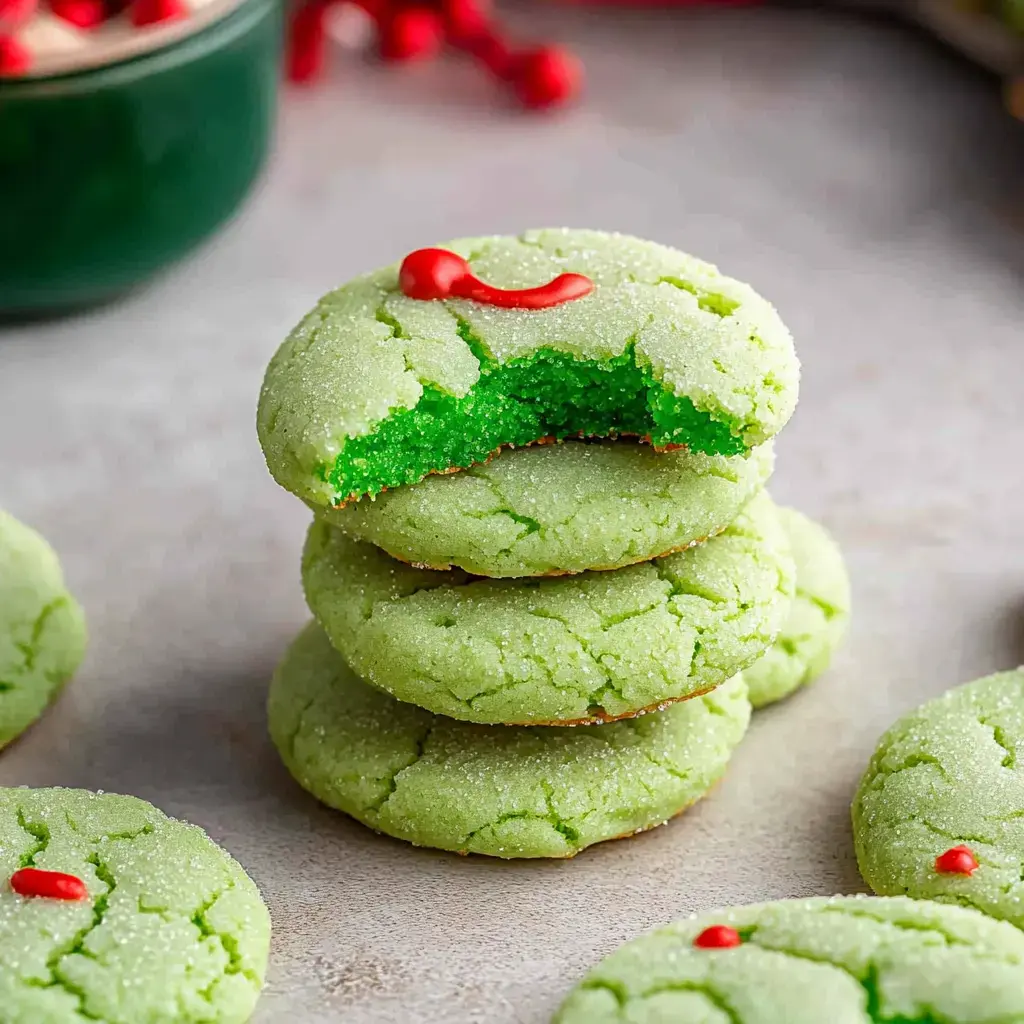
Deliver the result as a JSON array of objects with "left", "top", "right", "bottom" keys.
[{"left": 2, "top": 5, "right": 1023, "bottom": 1021}]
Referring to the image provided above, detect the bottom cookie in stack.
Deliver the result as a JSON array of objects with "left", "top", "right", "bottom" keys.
[{"left": 268, "top": 622, "right": 750, "bottom": 859}]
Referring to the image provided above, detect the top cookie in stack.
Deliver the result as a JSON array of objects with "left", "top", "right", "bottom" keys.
[
  {"left": 258, "top": 230, "right": 835, "bottom": 858},
  {"left": 257, "top": 228, "right": 799, "bottom": 509}
]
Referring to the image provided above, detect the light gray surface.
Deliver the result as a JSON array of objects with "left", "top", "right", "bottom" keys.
[{"left": 2, "top": 6, "right": 1024, "bottom": 1022}]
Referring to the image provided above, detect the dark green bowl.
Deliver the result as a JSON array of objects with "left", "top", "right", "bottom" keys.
[{"left": 0, "top": 0, "right": 282, "bottom": 315}]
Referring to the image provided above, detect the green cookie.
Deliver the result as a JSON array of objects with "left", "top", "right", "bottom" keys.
[
  {"left": 302, "top": 490, "right": 794, "bottom": 725},
  {"left": 1, "top": 510, "right": 87, "bottom": 750},
  {"left": 0, "top": 787, "right": 270, "bottom": 1024},
  {"left": 744, "top": 507, "right": 849, "bottom": 708},
  {"left": 258, "top": 229, "right": 799, "bottom": 507},
  {"left": 319, "top": 439, "right": 774, "bottom": 578},
  {"left": 554, "top": 895, "right": 1024, "bottom": 1023},
  {"left": 268, "top": 622, "right": 750, "bottom": 859},
  {"left": 853, "top": 669, "right": 1024, "bottom": 932}
]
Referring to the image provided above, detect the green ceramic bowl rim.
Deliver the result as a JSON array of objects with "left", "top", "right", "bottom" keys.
[{"left": 0, "top": 0, "right": 279, "bottom": 92}]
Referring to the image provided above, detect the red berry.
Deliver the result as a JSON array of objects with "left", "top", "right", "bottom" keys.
[
  {"left": 378, "top": 7, "right": 443, "bottom": 63},
  {"left": 441, "top": 0, "right": 487, "bottom": 44},
  {"left": 511, "top": 45, "right": 581, "bottom": 110},
  {"left": 399, "top": 248, "right": 470, "bottom": 300},
  {"left": 10, "top": 868, "right": 88, "bottom": 901},
  {"left": 935, "top": 845, "right": 979, "bottom": 876},
  {"left": 0, "top": 34, "right": 30, "bottom": 75},
  {"left": 0, "top": 0, "right": 36, "bottom": 34},
  {"left": 693, "top": 925, "right": 742, "bottom": 949},
  {"left": 51, "top": 0, "right": 107, "bottom": 28},
  {"left": 130, "top": 0, "right": 186, "bottom": 27},
  {"left": 287, "top": 0, "right": 328, "bottom": 84}
]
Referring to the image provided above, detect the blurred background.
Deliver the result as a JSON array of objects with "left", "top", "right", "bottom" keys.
[{"left": 0, "top": 0, "right": 1022, "bottom": 315}]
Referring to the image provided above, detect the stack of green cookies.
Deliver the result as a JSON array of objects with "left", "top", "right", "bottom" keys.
[{"left": 257, "top": 228, "right": 851, "bottom": 859}]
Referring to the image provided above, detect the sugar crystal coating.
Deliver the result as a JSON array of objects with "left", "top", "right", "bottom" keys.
[
  {"left": 320, "top": 438, "right": 774, "bottom": 577},
  {"left": 0, "top": 787, "right": 270, "bottom": 1024},
  {"left": 554, "top": 895, "right": 1024, "bottom": 1022},
  {"left": 257, "top": 229, "right": 799, "bottom": 506},
  {"left": 268, "top": 623, "right": 751, "bottom": 859},
  {"left": 302, "top": 490, "right": 795, "bottom": 725},
  {"left": 0, "top": 509, "right": 87, "bottom": 750},
  {"left": 744, "top": 506, "right": 849, "bottom": 708},
  {"left": 854, "top": 669, "right": 1024, "bottom": 932}
]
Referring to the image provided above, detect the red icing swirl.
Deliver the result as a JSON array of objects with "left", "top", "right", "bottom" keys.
[{"left": 399, "top": 247, "right": 593, "bottom": 310}]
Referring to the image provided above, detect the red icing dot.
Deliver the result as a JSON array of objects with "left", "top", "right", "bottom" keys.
[
  {"left": 378, "top": 7, "right": 444, "bottom": 63},
  {"left": 511, "top": 45, "right": 582, "bottom": 111},
  {"left": 130, "top": 0, "right": 187, "bottom": 27},
  {"left": 693, "top": 925, "right": 742, "bottom": 949},
  {"left": 10, "top": 868, "right": 88, "bottom": 901},
  {"left": 935, "top": 845, "right": 978, "bottom": 876},
  {"left": 398, "top": 247, "right": 594, "bottom": 309}
]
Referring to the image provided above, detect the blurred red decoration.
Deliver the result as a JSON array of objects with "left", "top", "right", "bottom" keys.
[
  {"left": 286, "top": 0, "right": 585, "bottom": 110},
  {"left": 51, "top": 0, "right": 108, "bottom": 28},
  {"left": 130, "top": 0, "right": 188, "bottom": 26}
]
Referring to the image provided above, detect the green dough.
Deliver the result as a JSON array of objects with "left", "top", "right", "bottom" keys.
[
  {"left": 268, "top": 622, "right": 750, "bottom": 859},
  {"left": 744, "top": 507, "right": 849, "bottom": 709},
  {"left": 853, "top": 669, "right": 1024, "bottom": 933},
  {"left": 0, "top": 787, "right": 270, "bottom": 1024},
  {"left": 553, "top": 895, "right": 1024, "bottom": 1023},
  {"left": 257, "top": 229, "right": 799, "bottom": 507},
  {"left": 319, "top": 439, "right": 774, "bottom": 578},
  {"left": 0, "top": 510, "right": 87, "bottom": 750},
  {"left": 302, "top": 490, "right": 794, "bottom": 725}
]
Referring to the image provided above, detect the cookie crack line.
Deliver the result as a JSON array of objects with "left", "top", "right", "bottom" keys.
[
  {"left": 13, "top": 597, "right": 68, "bottom": 674},
  {"left": 367, "top": 722, "right": 438, "bottom": 817}
]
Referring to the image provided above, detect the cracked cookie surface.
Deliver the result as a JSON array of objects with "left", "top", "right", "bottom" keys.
[
  {"left": 257, "top": 228, "right": 799, "bottom": 506},
  {"left": 744, "top": 506, "right": 849, "bottom": 709},
  {"left": 319, "top": 439, "right": 774, "bottom": 578},
  {"left": 0, "top": 787, "right": 270, "bottom": 1024},
  {"left": 0, "top": 510, "right": 87, "bottom": 750},
  {"left": 268, "top": 622, "right": 750, "bottom": 859},
  {"left": 853, "top": 669, "right": 1024, "bottom": 932},
  {"left": 553, "top": 895, "right": 1024, "bottom": 1023},
  {"left": 302, "top": 490, "right": 794, "bottom": 725}
]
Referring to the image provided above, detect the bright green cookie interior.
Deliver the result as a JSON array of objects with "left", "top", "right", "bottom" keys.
[
  {"left": 1, "top": 510, "right": 87, "bottom": 750},
  {"left": 320, "top": 439, "right": 774, "bottom": 577},
  {"left": 268, "top": 623, "right": 750, "bottom": 859},
  {"left": 853, "top": 669, "right": 1024, "bottom": 932},
  {"left": 745, "top": 506, "right": 849, "bottom": 708},
  {"left": 0, "top": 787, "right": 270, "bottom": 1024},
  {"left": 554, "top": 895, "right": 1024, "bottom": 1023},
  {"left": 258, "top": 229, "right": 799, "bottom": 506}
]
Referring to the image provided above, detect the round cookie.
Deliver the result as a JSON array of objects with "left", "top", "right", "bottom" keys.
[
  {"left": 302, "top": 489, "right": 795, "bottom": 725},
  {"left": 0, "top": 786, "right": 270, "bottom": 1024},
  {"left": 553, "top": 895, "right": 1024, "bottom": 1023},
  {"left": 319, "top": 439, "right": 774, "bottom": 578},
  {"left": 744, "top": 506, "right": 849, "bottom": 708},
  {"left": 853, "top": 668, "right": 1024, "bottom": 931},
  {"left": 257, "top": 228, "right": 799, "bottom": 507},
  {"left": 1, "top": 509, "right": 87, "bottom": 750},
  {"left": 268, "top": 622, "right": 751, "bottom": 859}
]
